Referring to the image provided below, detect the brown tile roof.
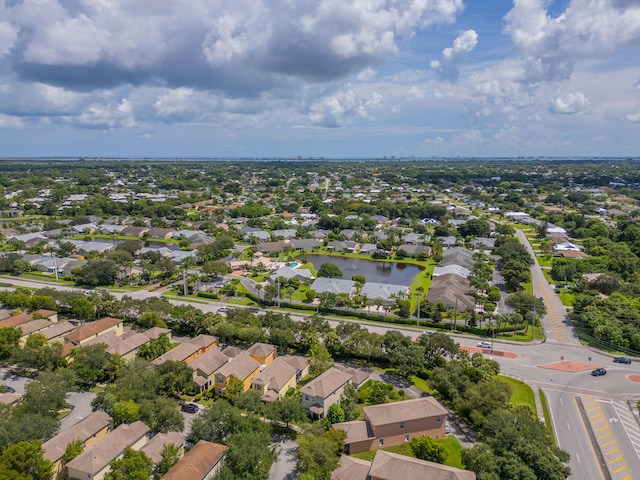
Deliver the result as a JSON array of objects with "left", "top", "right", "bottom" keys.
[
  {"left": 39, "top": 320, "right": 75, "bottom": 340},
  {"left": 108, "top": 332, "right": 150, "bottom": 356},
  {"left": 364, "top": 397, "right": 448, "bottom": 428},
  {"left": 18, "top": 319, "right": 51, "bottom": 336},
  {"left": 369, "top": 450, "right": 476, "bottom": 480},
  {"left": 216, "top": 351, "right": 260, "bottom": 381},
  {"left": 43, "top": 411, "right": 111, "bottom": 462},
  {"left": 333, "top": 420, "right": 374, "bottom": 444},
  {"left": 252, "top": 356, "right": 297, "bottom": 392},
  {"left": 140, "top": 431, "right": 185, "bottom": 464},
  {"left": 65, "top": 317, "right": 122, "bottom": 345},
  {"left": 0, "top": 312, "right": 34, "bottom": 329},
  {"left": 331, "top": 455, "right": 371, "bottom": 480},
  {"left": 160, "top": 440, "right": 227, "bottom": 480},
  {"left": 246, "top": 342, "right": 276, "bottom": 359},
  {"left": 82, "top": 331, "right": 122, "bottom": 349},
  {"left": 66, "top": 421, "right": 149, "bottom": 476},
  {"left": 282, "top": 355, "right": 309, "bottom": 372},
  {"left": 300, "top": 367, "right": 352, "bottom": 399},
  {"left": 142, "top": 327, "right": 172, "bottom": 340},
  {"left": 190, "top": 348, "right": 229, "bottom": 376}
]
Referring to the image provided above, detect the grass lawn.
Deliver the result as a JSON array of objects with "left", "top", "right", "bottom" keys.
[
  {"left": 496, "top": 375, "right": 536, "bottom": 411},
  {"left": 557, "top": 289, "right": 575, "bottom": 306},
  {"left": 351, "top": 435, "right": 464, "bottom": 469},
  {"left": 537, "top": 256, "right": 553, "bottom": 268},
  {"left": 539, "top": 390, "right": 557, "bottom": 446},
  {"left": 411, "top": 375, "right": 436, "bottom": 395}
]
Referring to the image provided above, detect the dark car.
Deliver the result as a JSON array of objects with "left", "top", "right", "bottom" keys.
[
  {"left": 0, "top": 385, "right": 15, "bottom": 393},
  {"left": 591, "top": 368, "right": 607, "bottom": 376},
  {"left": 181, "top": 403, "right": 199, "bottom": 414},
  {"left": 613, "top": 356, "right": 632, "bottom": 364}
]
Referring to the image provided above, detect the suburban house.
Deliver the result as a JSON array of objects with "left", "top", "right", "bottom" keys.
[
  {"left": 17, "top": 319, "right": 52, "bottom": 345},
  {"left": 152, "top": 334, "right": 219, "bottom": 365},
  {"left": 425, "top": 274, "right": 475, "bottom": 312},
  {"left": 214, "top": 350, "right": 261, "bottom": 395},
  {"left": 280, "top": 355, "right": 310, "bottom": 383},
  {"left": 251, "top": 356, "right": 299, "bottom": 401},
  {"left": 333, "top": 397, "right": 449, "bottom": 454},
  {"left": 440, "top": 246, "right": 475, "bottom": 270},
  {"left": 360, "top": 282, "right": 409, "bottom": 303},
  {"left": 160, "top": 440, "right": 227, "bottom": 480},
  {"left": 0, "top": 309, "right": 58, "bottom": 330},
  {"left": 332, "top": 450, "right": 475, "bottom": 480},
  {"left": 64, "top": 317, "right": 124, "bottom": 347},
  {"left": 310, "top": 278, "right": 356, "bottom": 296},
  {"left": 189, "top": 348, "right": 230, "bottom": 392},
  {"left": 300, "top": 367, "right": 353, "bottom": 419},
  {"left": 140, "top": 431, "right": 185, "bottom": 466},
  {"left": 269, "top": 265, "right": 315, "bottom": 283},
  {"left": 43, "top": 410, "right": 112, "bottom": 479},
  {"left": 39, "top": 320, "right": 76, "bottom": 344},
  {"left": 290, "top": 239, "right": 322, "bottom": 251},
  {"left": 106, "top": 332, "right": 152, "bottom": 361},
  {"left": 66, "top": 420, "right": 149, "bottom": 480},
  {"left": 246, "top": 342, "right": 277, "bottom": 365}
]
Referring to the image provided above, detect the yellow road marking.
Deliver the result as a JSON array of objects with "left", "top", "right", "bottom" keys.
[
  {"left": 607, "top": 456, "right": 622, "bottom": 464},
  {"left": 602, "top": 442, "right": 617, "bottom": 449},
  {"left": 612, "top": 465, "right": 628, "bottom": 474},
  {"left": 592, "top": 418, "right": 606, "bottom": 424},
  {"left": 594, "top": 426, "right": 608, "bottom": 432},
  {"left": 598, "top": 432, "right": 612, "bottom": 439}
]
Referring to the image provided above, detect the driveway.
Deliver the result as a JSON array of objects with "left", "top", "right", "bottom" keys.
[
  {"left": 269, "top": 435, "right": 298, "bottom": 480},
  {"left": 60, "top": 390, "right": 97, "bottom": 430}
]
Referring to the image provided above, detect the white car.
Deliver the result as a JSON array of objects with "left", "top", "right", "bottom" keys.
[
  {"left": 477, "top": 341, "right": 493, "bottom": 348},
  {"left": 217, "top": 306, "right": 229, "bottom": 313}
]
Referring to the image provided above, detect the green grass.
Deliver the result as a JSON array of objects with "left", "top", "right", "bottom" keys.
[
  {"left": 557, "top": 289, "right": 575, "bottom": 306},
  {"left": 411, "top": 375, "right": 436, "bottom": 395},
  {"left": 497, "top": 375, "right": 536, "bottom": 411},
  {"left": 539, "top": 389, "right": 557, "bottom": 447},
  {"left": 351, "top": 435, "right": 463, "bottom": 469},
  {"left": 537, "top": 256, "right": 553, "bottom": 268}
]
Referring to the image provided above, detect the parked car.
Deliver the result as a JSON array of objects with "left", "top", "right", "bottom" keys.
[
  {"left": 217, "top": 306, "right": 229, "bottom": 313},
  {"left": 477, "top": 341, "right": 493, "bottom": 348},
  {"left": 0, "top": 385, "right": 15, "bottom": 393},
  {"left": 591, "top": 368, "right": 607, "bottom": 376},
  {"left": 248, "top": 307, "right": 260, "bottom": 313},
  {"left": 613, "top": 356, "right": 632, "bottom": 364},
  {"left": 445, "top": 423, "right": 451, "bottom": 434},
  {"left": 181, "top": 403, "right": 199, "bottom": 414}
]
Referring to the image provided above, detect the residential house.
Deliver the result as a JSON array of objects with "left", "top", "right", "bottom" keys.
[
  {"left": 120, "top": 226, "right": 149, "bottom": 237},
  {"left": 310, "top": 278, "right": 356, "bottom": 296},
  {"left": 333, "top": 396, "right": 448, "bottom": 454},
  {"left": 281, "top": 355, "right": 310, "bottom": 383},
  {"left": 10, "top": 232, "right": 48, "bottom": 248},
  {"left": 397, "top": 244, "right": 432, "bottom": 258},
  {"left": 472, "top": 237, "right": 496, "bottom": 251},
  {"left": 272, "top": 229, "right": 298, "bottom": 239},
  {"left": 142, "top": 327, "right": 172, "bottom": 341},
  {"left": 332, "top": 450, "right": 475, "bottom": 480},
  {"left": 432, "top": 264, "right": 470, "bottom": 279},
  {"left": 140, "top": 431, "right": 185, "bottom": 466},
  {"left": 270, "top": 265, "right": 315, "bottom": 284},
  {"left": 189, "top": 348, "right": 230, "bottom": 392},
  {"left": 160, "top": 440, "right": 227, "bottom": 480},
  {"left": 66, "top": 420, "right": 149, "bottom": 480},
  {"left": 437, "top": 236, "right": 458, "bottom": 248},
  {"left": 17, "top": 319, "right": 52, "bottom": 345},
  {"left": 147, "top": 227, "right": 175, "bottom": 239},
  {"left": 426, "top": 274, "right": 475, "bottom": 312},
  {"left": 300, "top": 367, "right": 353, "bottom": 419},
  {"left": 246, "top": 342, "right": 277, "bottom": 365},
  {"left": 359, "top": 243, "right": 378, "bottom": 254},
  {"left": 440, "top": 246, "right": 475, "bottom": 270},
  {"left": 257, "top": 241, "right": 288, "bottom": 254},
  {"left": 65, "top": 317, "right": 124, "bottom": 347},
  {"left": 43, "top": 410, "right": 111, "bottom": 479},
  {"left": 39, "top": 320, "right": 75, "bottom": 345},
  {"left": 214, "top": 351, "right": 261, "bottom": 395},
  {"left": 152, "top": 334, "right": 219, "bottom": 365},
  {"left": 0, "top": 309, "right": 58, "bottom": 330},
  {"left": 360, "top": 282, "right": 409, "bottom": 303},
  {"left": 327, "top": 240, "right": 358, "bottom": 252},
  {"left": 290, "top": 239, "right": 322, "bottom": 251},
  {"left": 251, "top": 356, "right": 298, "bottom": 401},
  {"left": 107, "top": 332, "right": 151, "bottom": 361}
]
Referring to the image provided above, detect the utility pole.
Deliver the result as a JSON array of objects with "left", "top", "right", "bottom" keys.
[
  {"left": 276, "top": 280, "right": 281, "bottom": 308},
  {"left": 183, "top": 268, "right": 188, "bottom": 296},
  {"left": 53, "top": 253, "right": 59, "bottom": 281}
]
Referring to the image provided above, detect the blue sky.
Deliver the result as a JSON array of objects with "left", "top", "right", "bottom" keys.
[{"left": 0, "top": 0, "right": 639, "bottom": 158}]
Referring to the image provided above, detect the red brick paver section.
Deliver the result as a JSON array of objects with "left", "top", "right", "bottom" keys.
[
  {"left": 628, "top": 374, "right": 640, "bottom": 383},
  {"left": 539, "top": 361, "right": 603, "bottom": 373},
  {"left": 460, "top": 345, "right": 518, "bottom": 359}
]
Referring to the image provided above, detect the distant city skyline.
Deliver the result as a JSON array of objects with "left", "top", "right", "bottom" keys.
[{"left": 0, "top": 0, "right": 639, "bottom": 158}]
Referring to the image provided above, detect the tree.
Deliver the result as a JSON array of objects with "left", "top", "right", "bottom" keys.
[
  {"left": 223, "top": 376, "right": 244, "bottom": 402},
  {"left": 339, "top": 383, "right": 360, "bottom": 421},
  {"left": 69, "top": 296, "right": 97, "bottom": 321},
  {"left": 218, "top": 430, "right": 276, "bottom": 480},
  {"left": 410, "top": 436, "right": 446, "bottom": 463},
  {"left": 317, "top": 262, "right": 343, "bottom": 279},
  {"left": 63, "top": 439, "right": 84, "bottom": 463},
  {"left": 296, "top": 427, "right": 345, "bottom": 480},
  {"left": 155, "top": 444, "right": 181, "bottom": 479},
  {"left": 104, "top": 447, "right": 153, "bottom": 480},
  {"left": 73, "top": 259, "right": 120, "bottom": 286},
  {"left": 419, "top": 332, "right": 459, "bottom": 367},
  {"left": 70, "top": 344, "right": 110, "bottom": 384},
  {"left": 139, "top": 398, "right": 184, "bottom": 434},
  {"left": 0, "top": 440, "right": 54, "bottom": 480},
  {"left": 18, "top": 369, "right": 75, "bottom": 418},
  {"left": 265, "top": 395, "right": 307, "bottom": 427},
  {"left": 307, "top": 343, "right": 334, "bottom": 377},
  {"left": 326, "top": 403, "right": 345, "bottom": 424}
]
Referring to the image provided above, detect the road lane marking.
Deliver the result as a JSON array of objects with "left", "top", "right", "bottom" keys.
[
  {"left": 602, "top": 441, "right": 616, "bottom": 448},
  {"left": 594, "top": 426, "right": 608, "bottom": 433},
  {"left": 612, "top": 465, "right": 628, "bottom": 474},
  {"left": 599, "top": 432, "right": 612, "bottom": 439}
]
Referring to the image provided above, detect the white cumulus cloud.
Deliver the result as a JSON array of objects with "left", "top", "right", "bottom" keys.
[
  {"left": 549, "top": 92, "right": 591, "bottom": 114},
  {"left": 430, "top": 29, "right": 478, "bottom": 82}
]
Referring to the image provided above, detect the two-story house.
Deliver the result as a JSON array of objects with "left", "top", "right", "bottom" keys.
[
  {"left": 334, "top": 396, "right": 448, "bottom": 454},
  {"left": 300, "top": 367, "right": 353, "bottom": 419}
]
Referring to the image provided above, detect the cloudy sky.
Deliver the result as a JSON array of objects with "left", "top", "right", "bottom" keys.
[{"left": 1, "top": 0, "right": 639, "bottom": 158}]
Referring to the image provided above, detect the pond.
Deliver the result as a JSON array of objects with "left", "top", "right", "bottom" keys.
[{"left": 306, "top": 254, "right": 422, "bottom": 286}]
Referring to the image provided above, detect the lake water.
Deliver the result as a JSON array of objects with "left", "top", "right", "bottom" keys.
[{"left": 306, "top": 254, "right": 422, "bottom": 286}]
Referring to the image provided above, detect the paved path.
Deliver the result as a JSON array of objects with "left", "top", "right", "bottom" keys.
[{"left": 268, "top": 436, "right": 298, "bottom": 480}]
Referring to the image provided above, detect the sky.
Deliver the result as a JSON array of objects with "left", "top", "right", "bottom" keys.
[{"left": 0, "top": 0, "right": 639, "bottom": 158}]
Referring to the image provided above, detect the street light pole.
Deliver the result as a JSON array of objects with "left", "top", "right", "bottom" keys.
[
  {"left": 416, "top": 292, "right": 421, "bottom": 326},
  {"left": 276, "top": 280, "right": 281, "bottom": 308}
]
